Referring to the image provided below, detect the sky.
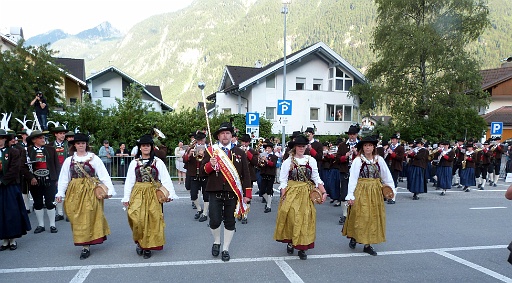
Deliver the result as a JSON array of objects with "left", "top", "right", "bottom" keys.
[{"left": 0, "top": 0, "right": 195, "bottom": 39}]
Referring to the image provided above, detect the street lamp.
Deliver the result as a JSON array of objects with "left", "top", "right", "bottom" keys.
[{"left": 281, "top": 0, "right": 290, "bottom": 148}]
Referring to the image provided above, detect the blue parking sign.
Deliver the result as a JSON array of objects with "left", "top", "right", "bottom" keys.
[
  {"left": 245, "top": 112, "right": 259, "bottom": 126},
  {"left": 491, "top": 122, "right": 503, "bottom": 135},
  {"left": 277, "top": 100, "right": 292, "bottom": 115}
]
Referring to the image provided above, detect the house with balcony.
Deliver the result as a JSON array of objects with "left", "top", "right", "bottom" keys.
[
  {"left": 207, "top": 42, "right": 366, "bottom": 135},
  {"left": 86, "top": 66, "right": 173, "bottom": 113},
  {"left": 480, "top": 57, "right": 512, "bottom": 140}
]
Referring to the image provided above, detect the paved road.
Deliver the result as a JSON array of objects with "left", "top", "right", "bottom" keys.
[{"left": 1, "top": 179, "right": 512, "bottom": 283}]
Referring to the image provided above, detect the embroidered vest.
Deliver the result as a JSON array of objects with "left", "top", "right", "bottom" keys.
[
  {"left": 70, "top": 157, "right": 96, "bottom": 178},
  {"left": 135, "top": 159, "right": 159, "bottom": 182}
]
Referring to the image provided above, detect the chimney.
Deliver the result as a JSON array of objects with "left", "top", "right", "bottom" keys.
[
  {"left": 255, "top": 60, "right": 263, "bottom": 68},
  {"left": 501, "top": 57, "right": 512, "bottom": 68}
]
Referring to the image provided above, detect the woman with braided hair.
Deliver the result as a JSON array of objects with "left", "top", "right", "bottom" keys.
[{"left": 273, "top": 134, "right": 326, "bottom": 260}]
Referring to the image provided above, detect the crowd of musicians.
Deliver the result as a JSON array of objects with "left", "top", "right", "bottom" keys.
[{"left": 1, "top": 121, "right": 509, "bottom": 261}]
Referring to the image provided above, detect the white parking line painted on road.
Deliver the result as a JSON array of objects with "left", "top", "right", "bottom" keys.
[
  {"left": 274, "top": 260, "right": 304, "bottom": 283},
  {"left": 0, "top": 245, "right": 508, "bottom": 274},
  {"left": 436, "top": 251, "right": 512, "bottom": 283},
  {"left": 469, "top": 207, "right": 507, "bottom": 210},
  {"left": 70, "top": 267, "right": 92, "bottom": 283}
]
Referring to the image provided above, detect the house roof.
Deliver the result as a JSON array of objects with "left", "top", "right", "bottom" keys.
[
  {"left": 86, "top": 66, "right": 173, "bottom": 112},
  {"left": 209, "top": 42, "right": 366, "bottom": 99},
  {"left": 55, "top": 58, "right": 86, "bottom": 82},
  {"left": 369, "top": 115, "right": 392, "bottom": 125},
  {"left": 482, "top": 106, "right": 512, "bottom": 126},
  {"left": 480, "top": 66, "right": 512, "bottom": 90},
  {"left": 0, "top": 33, "right": 18, "bottom": 48}
]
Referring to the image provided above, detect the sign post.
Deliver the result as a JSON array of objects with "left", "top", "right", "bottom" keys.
[{"left": 490, "top": 122, "right": 503, "bottom": 140}]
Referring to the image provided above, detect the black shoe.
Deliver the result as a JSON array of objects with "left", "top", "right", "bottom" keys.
[
  {"left": 34, "top": 226, "right": 45, "bottom": 234},
  {"left": 66, "top": 217, "right": 69, "bottom": 222},
  {"left": 457, "top": 185, "right": 462, "bottom": 189},
  {"left": 440, "top": 191, "right": 446, "bottom": 196},
  {"left": 287, "top": 243, "right": 294, "bottom": 254},
  {"left": 464, "top": 188, "right": 470, "bottom": 192},
  {"left": 241, "top": 217, "right": 248, "bottom": 224},
  {"left": 212, "top": 244, "right": 220, "bottom": 257},
  {"left": 26, "top": 210, "right": 31, "bottom": 214},
  {"left": 0, "top": 245, "right": 8, "bottom": 251},
  {"left": 298, "top": 250, "right": 307, "bottom": 260},
  {"left": 387, "top": 200, "right": 395, "bottom": 204},
  {"left": 477, "top": 184, "right": 481, "bottom": 188},
  {"left": 349, "top": 238, "right": 357, "bottom": 249},
  {"left": 50, "top": 226, "right": 58, "bottom": 233},
  {"left": 330, "top": 199, "right": 335, "bottom": 203},
  {"left": 333, "top": 201, "right": 341, "bottom": 207},
  {"left": 136, "top": 245, "right": 143, "bottom": 256},
  {"left": 363, "top": 245, "right": 377, "bottom": 256},
  {"left": 9, "top": 242, "right": 17, "bottom": 250},
  {"left": 55, "top": 214, "right": 64, "bottom": 221},
  {"left": 80, "top": 249, "right": 90, "bottom": 260},
  {"left": 412, "top": 195, "right": 419, "bottom": 200},
  {"left": 264, "top": 206, "right": 271, "bottom": 213},
  {"left": 221, "top": 251, "right": 230, "bottom": 261},
  {"left": 198, "top": 214, "right": 208, "bottom": 222},
  {"left": 194, "top": 210, "right": 203, "bottom": 220},
  {"left": 143, "top": 250, "right": 152, "bottom": 259},
  {"left": 479, "top": 187, "right": 484, "bottom": 190},
  {"left": 338, "top": 216, "right": 346, "bottom": 225},
  {"left": 493, "top": 183, "right": 497, "bottom": 187}
]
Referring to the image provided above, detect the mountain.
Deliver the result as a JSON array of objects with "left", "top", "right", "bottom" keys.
[
  {"left": 43, "top": 0, "right": 512, "bottom": 110},
  {"left": 24, "top": 29, "right": 69, "bottom": 46},
  {"left": 25, "top": 21, "right": 122, "bottom": 47}
]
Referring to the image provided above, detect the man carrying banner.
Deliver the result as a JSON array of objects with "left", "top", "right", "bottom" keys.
[{"left": 201, "top": 122, "right": 251, "bottom": 262}]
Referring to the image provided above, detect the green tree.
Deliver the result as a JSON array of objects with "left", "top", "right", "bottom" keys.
[
  {"left": 352, "top": 0, "right": 491, "bottom": 140},
  {"left": 0, "top": 41, "right": 63, "bottom": 120}
]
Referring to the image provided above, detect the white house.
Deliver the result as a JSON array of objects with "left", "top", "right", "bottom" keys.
[
  {"left": 86, "top": 66, "right": 173, "bottom": 113},
  {"left": 207, "top": 42, "right": 366, "bottom": 135}
]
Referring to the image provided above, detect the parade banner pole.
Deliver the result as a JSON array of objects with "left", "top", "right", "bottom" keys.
[{"left": 198, "top": 82, "right": 213, "bottom": 143}]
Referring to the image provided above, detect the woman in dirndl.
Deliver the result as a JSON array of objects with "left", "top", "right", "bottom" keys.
[
  {"left": 56, "top": 133, "right": 116, "bottom": 260},
  {"left": 342, "top": 136, "right": 395, "bottom": 256},
  {"left": 273, "top": 135, "right": 327, "bottom": 260},
  {"left": 0, "top": 129, "right": 31, "bottom": 251},
  {"left": 122, "top": 134, "right": 178, "bottom": 259}
]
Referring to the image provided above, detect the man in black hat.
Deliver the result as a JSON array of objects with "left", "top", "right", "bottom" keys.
[
  {"left": 238, "top": 134, "right": 259, "bottom": 223},
  {"left": 489, "top": 137, "right": 504, "bottom": 187},
  {"left": 201, "top": 122, "right": 251, "bottom": 262},
  {"left": 8, "top": 130, "right": 33, "bottom": 214},
  {"left": 452, "top": 138, "right": 465, "bottom": 187},
  {"left": 30, "top": 91, "right": 49, "bottom": 131},
  {"left": 26, "top": 130, "right": 61, "bottom": 234},
  {"left": 48, "top": 126, "right": 70, "bottom": 221},
  {"left": 335, "top": 124, "right": 360, "bottom": 224},
  {"left": 476, "top": 140, "right": 492, "bottom": 190},
  {"left": 304, "top": 127, "right": 323, "bottom": 166},
  {"left": 258, "top": 140, "right": 278, "bottom": 214},
  {"left": 183, "top": 131, "right": 209, "bottom": 222},
  {"left": 386, "top": 134, "right": 405, "bottom": 204}
]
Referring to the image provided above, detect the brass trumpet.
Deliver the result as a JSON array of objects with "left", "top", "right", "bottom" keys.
[{"left": 258, "top": 152, "right": 268, "bottom": 167}]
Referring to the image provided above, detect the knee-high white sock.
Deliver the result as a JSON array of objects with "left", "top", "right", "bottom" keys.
[
  {"left": 56, "top": 201, "right": 64, "bottom": 216},
  {"left": 266, "top": 195, "right": 272, "bottom": 208},
  {"left": 477, "top": 177, "right": 482, "bottom": 185},
  {"left": 263, "top": 193, "right": 269, "bottom": 206},
  {"left": 2, "top": 239, "right": 9, "bottom": 246},
  {"left": 35, "top": 209, "right": 45, "bottom": 227},
  {"left": 22, "top": 194, "right": 30, "bottom": 210},
  {"left": 210, "top": 227, "right": 221, "bottom": 244},
  {"left": 47, "top": 208, "right": 56, "bottom": 227},
  {"left": 488, "top": 173, "right": 494, "bottom": 182},
  {"left": 342, "top": 201, "right": 348, "bottom": 217},
  {"left": 481, "top": 179, "right": 486, "bottom": 189},
  {"left": 193, "top": 199, "right": 201, "bottom": 212},
  {"left": 203, "top": 202, "right": 209, "bottom": 216},
  {"left": 494, "top": 174, "right": 499, "bottom": 183},
  {"left": 223, "top": 228, "right": 235, "bottom": 252}
]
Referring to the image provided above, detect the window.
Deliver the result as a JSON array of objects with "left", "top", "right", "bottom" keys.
[
  {"left": 69, "top": 98, "right": 77, "bottom": 105},
  {"left": 328, "top": 67, "right": 353, "bottom": 91},
  {"left": 310, "top": 108, "right": 319, "bottom": 120},
  {"left": 266, "top": 74, "right": 276, "bottom": 88},
  {"left": 296, "top": 77, "right": 306, "bottom": 90},
  {"left": 266, "top": 107, "right": 275, "bottom": 120},
  {"left": 102, "top": 88, "right": 111, "bottom": 97},
  {"left": 326, "top": 104, "right": 353, "bottom": 122},
  {"left": 222, "top": 108, "right": 231, "bottom": 114},
  {"left": 313, "top": 79, "right": 322, "bottom": 90}
]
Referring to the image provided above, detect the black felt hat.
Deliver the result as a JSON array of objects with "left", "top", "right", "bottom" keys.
[
  {"left": 287, "top": 135, "right": 309, "bottom": 148},
  {"left": 69, "top": 133, "right": 89, "bottom": 145},
  {"left": 240, "top": 134, "right": 251, "bottom": 142},
  {"left": 213, "top": 122, "right": 234, "bottom": 138},
  {"left": 356, "top": 136, "right": 378, "bottom": 151},
  {"left": 263, "top": 139, "right": 274, "bottom": 148},
  {"left": 345, "top": 125, "right": 360, "bottom": 135},
  {"left": 136, "top": 135, "right": 154, "bottom": 146},
  {"left": 390, "top": 133, "right": 399, "bottom": 139},
  {"left": 305, "top": 127, "right": 315, "bottom": 134},
  {"left": 195, "top": 131, "right": 206, "bottom": 140},
  {"left": 51, "top": 126, "right": 67, "bottom": 133}
]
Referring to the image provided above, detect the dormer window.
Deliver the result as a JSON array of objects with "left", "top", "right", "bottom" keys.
[{"left": 328, "top": 67, "right": 353, "bottom": 92}]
